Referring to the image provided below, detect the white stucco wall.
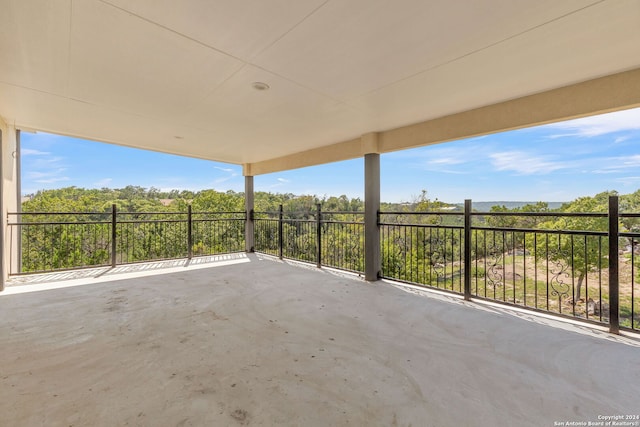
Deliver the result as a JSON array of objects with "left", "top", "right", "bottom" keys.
[{"left": 0, "top": 116, "right": 18, "bottom": 287}]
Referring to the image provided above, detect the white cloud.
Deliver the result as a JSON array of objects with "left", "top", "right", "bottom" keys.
[
  {"left": 28, "top": 156, "right": 65, "bottom": 169},
  {"left": 213, "top": 166, "right": 240, "bottom": 184},
  {"left": 94, "top": 178, "right": 113, "bottom": 187},
  {"left": 489, "top": 151, "right": 568, "bottom": 175},
  {"left": 432, "top": 169, "right": 470, "bottom": 175},
  {"left": 214, "top": 166, "right": 234, "bottom": 173},
  {"left": 214, "top": 176, "right": 232, "bottom": 184},
  {"left": 28, "top": 171, "right": 51, "bottom": 179},
  {"left": 21, "top": 148, "right": 50, "bottom": 156},
  {"left": 620, "top": 154, "right": 640, "bottom": 167},
  {"left": 266, "top": 177, "right": 292, "bottom": 189},
  {"left": 34, "top": 176, "right": 71, "bottom": 184},
  {"left": 545, "top": 107, "right": 640, "bottom": 137},
  {"left": 615, "top": 176, "right": 640, "bottom": 187},
  {"left": 28, "top": 167, "right": 71, "bottom": 184},
  {"left": 427, "top": 157, "right": 466, "bottom": 166},
  {"left": 591, "top": 169, "right": 618, "bottom": 175},
  {"left": 591, "top": 155, "right": 640, "bottom": 174},
  {"left": 410, "top": 145, "right": 486, "bottom": 172}
]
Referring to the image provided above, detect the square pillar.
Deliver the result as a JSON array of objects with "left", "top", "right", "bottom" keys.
[
  {"left": 0, "top": 119, "right": 19, "bottom": 289},
  {"left": 0, "top": 127, "right": 4, "bottom": 291},
  {"left": 244, "top": 175, "right": 254, "bottom": 253},
  {"left": 364, "top": 153, "right": 380, "bottom": 281}
]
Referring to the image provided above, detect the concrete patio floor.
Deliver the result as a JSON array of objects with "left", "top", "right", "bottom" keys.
[{"left": 1, "top": 254, "right": 639, "bottom": 427}]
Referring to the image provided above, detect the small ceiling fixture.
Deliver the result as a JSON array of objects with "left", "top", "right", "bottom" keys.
[{"left": 252, "top": 82, "right": 270, "bottom": 91}]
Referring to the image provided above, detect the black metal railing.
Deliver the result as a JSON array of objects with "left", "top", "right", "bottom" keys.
[
  {"left": 380, "top": 211, "right": 464, "bottom": 294},
  {"left": 468, "top": 222, "right": 609, "bottom": 322},
  {"left": 379, "top": 197, "right": 639, "bottom": 333},
  {"left": 7, "top": 206, "right": 245, "bottom": 274},
  {"left": 191, "top": 210, "right": 246, "bottom": 257},
  {"left": 7, "top": 197, "right": 639, "bottom": 334},
  {"left": 254, "top": 205, "right": 365, "bottom": 273},
  {"left": 620, "top": 212, "right": 640, "bottom": 334}
]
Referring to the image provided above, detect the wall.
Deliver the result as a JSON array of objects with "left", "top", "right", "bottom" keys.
[{"left": 0, "top": 116, "right": 18, "bottom": 288}]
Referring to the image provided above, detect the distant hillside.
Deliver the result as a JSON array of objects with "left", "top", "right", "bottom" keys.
[{"left": 459, "top": 201, "right": 566, "bottom": 211}]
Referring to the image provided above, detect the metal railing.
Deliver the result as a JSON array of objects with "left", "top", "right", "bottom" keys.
[
  {"left": 254, "top": 205, "right": 365, "bottom": 273},
  {"left": 255, "top": 198, "right": 639, "bottom": 333},
  {"left": 7, "top": 206, "right": 245, "bottom": 274},
  {"left": 7, "top": 197, "right": 639, "bottom": 334},
  {"left": 380, "top": 210, "right": 464, "bottom": 294},
  {"left": 620, "top": 212, "right": 640, "bottom": 334},
  {"left": 380, "top": 197, "right": 639, "bottom": 333}
]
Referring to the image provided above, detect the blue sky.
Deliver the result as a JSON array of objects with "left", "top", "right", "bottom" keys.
[{"left": 21, "top": 107, "right": 640, "bottom": 203}]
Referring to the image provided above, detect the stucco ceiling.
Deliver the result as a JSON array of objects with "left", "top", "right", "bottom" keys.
[{"left": 1, "top": 0, "right": 640, "bottom": 171}]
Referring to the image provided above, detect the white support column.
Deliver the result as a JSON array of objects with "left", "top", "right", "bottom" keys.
[
  {"left": 244, "top": 175, "right": 255, "bottom": 253},
  {"left": 0, "top": 117, "right": 19, "bottom": 289},
  {"left": 364, "top": 152, "right": 380, "bottom": 281},
  {"left": 16, "top": 129, "right": 21, "bottom": 273},
  {"left": 0, "top": 126, "right": 4, "bottom": 291}
]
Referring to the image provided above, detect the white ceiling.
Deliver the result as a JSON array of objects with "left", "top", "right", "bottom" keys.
[{"left": 1, "top": 0, "right": 639, "bottom": 168}]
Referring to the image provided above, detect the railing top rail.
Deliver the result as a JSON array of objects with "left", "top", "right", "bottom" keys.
[
  {"left": 378, "top": 222, "right": 463, "bottom": 229},
  {"left": 321, "top": 219, "right": 365, "bottom": 225},
  {"left": 9, "top": 220, "right": 112, "bottom": 226},
  {"left": 380, "top": 210, "right": 462, "bottom": 216},
  {"left": 379, "top": 210, "right": 612, "bottom": 218},
  {"left": 319, "top": 211, "right": 364, "bottom": 215},
  {"left": 471, "top": 211, "right": 607, "bottom": 217},
  {"left": 620, "top": 231, "right": 640, "bottom": 237},
  {"left": 471, "top": 225, "right": 608, "bottom": 236},
  {"left": 117, "top": 211, "right": 187, "bottom": 215},
  {"left": 191, "top": 211, "right": 246, "bottom": 215},
  {"left": 9, "top": 211, "right": 110, "bottom": 216},
  {"left": 254, "top": 210, "right": 363, "bottom": 217},
  {"left": 10, "top": 210, "right": 247, "bottom": 216},
  {"left": 118, "top": 219, "right": 188, "bottom": 224},
  {"left": 619, "top": 213, "right": 640, "bottom": 218}
]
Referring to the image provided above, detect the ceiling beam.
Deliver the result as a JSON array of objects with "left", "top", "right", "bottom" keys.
[{"left": 246, "top": 67, "right": 640, "bottom": 176}]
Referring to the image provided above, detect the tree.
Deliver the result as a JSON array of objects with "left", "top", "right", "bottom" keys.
[{"left": 531, "top": 192, "right": 612, "bottom": 304}]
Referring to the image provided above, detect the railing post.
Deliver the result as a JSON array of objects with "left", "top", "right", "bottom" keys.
[
  {"left": 316, "top": 203, "right": 322, "bottom": 268},
  {"left": 464, "top": 199, "right": 472, "bottom": 301},
  {"left": 187, "top": 205, "right": 193, "bottom": 260},
  {"left": 608, "top": 195, "right": 620, "bottom": 334},
  {"left": 111, "top": 203, "right": 117, "bottom": 268},
  {"left": 278, "top": 204, "right": 283, "bottom": 260}
]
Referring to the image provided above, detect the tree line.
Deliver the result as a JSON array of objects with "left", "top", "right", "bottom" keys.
[
  {"left": 22, "top": 185, "right": 453, "bottom": 214},
  {"left": 19, "top": 186, "right": 640, "bottom": 284}
]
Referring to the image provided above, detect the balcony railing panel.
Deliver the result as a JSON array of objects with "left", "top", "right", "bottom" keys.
[
  {"left": 321, "top": 213, "right": 365, "bottom": 273},
  {"left": 7, "top": 209, "right": 245, "bottom": 274},
  {"left": 469, "top": 227, "right": 609, "bottom": 323},
  {"left": 254, "top": 212, "right": 280, "bottom": 257},
  {"left": 12, "top": 212, "right": 112, "bottom": 273},
  {"left": 620, "top": 232, "right": 640, "bottom": 331},
  {"left": 378, "top": 202, "right": 637, "bottom": 333},
  {"left": 191, "top": 212, "right": 246, "bottom": 257},
  {"left": 380, "top": 212, "right": 464, "bottom": 293},
  {"left": 115, "top": 213, "right": 189, "bottom": 264},
  {"left": 254, "top": 207, "right": 365, "bottom": 273}
]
